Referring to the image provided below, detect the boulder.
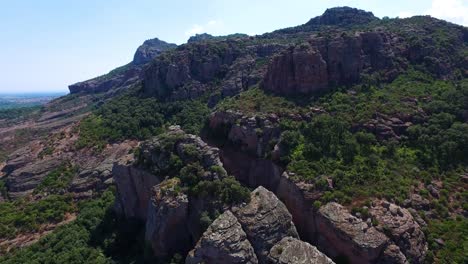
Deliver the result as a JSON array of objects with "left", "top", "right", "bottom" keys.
[
  {"left": 377, "top": 244, "right": 409, "bottom": 264},
  {"left": 186, "top": 210, "right": 258, "bottom": 264},
  {"left": 268, "top": 237, "right": 334, "bottom": 264},
  {"left": 232, "top": 186, "right": 299, "bottom": 263}
]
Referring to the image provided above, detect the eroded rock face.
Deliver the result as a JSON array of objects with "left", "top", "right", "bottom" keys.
[
  {"left": 209, "top": 111, "right": 281, "bottom": 158},
  {"left": 268, "top": 237, "right": 335, "bottom": 264},
  {"left": 232, "top": 186, "right": 299, "bottom": 263},
  {"left": 263, "top": 44, "right": 328, "bottom": 95},
  {"left": 186, "top": 210, "right": 258, "bottom": 264},
  {"left": 133, "top": 38, "right": 176, "bottom": 65},
  {"left": 262, "top": 31, "right": 402, "bottom": 96},
  {"left": 113, "top": 157, "right": 160, "bottom": 220},
  {"left": 143, "top": 41, "right": 242, "bottom": 100},
  {"left": 378, "top": 244, "right": 409, "bottom": 264},
  {"left": 145, "top": 178, "right": 191, "bottom": 257},
  {"left": 315, "top": 202, "right": 389, "bottom": 263},
  {"left": 5, "top": 158, "right": 63, "bottom": 199},
  {"left": 370, "top": 201, "right": 428, "bottom": 263}
]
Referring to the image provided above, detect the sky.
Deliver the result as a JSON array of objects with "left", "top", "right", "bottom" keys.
[{"left": 0, "top": 0, "right": 466, "bottom": 93}]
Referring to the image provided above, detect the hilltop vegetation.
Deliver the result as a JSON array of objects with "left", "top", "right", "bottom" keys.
[{"left": 0, "top": 6, "right": 467, "bottom": 264}]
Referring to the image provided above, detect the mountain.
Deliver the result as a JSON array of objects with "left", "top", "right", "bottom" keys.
[
  {"left": 68, "top": 38, "right": 176, "bottom": 94},
  {"left": 0, "top": 6, "right": 467, "bottom": 264}
]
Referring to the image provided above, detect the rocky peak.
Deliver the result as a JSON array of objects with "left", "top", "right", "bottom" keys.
[
  {"left": 186, "top": 210, "right": 258, "bottom": 264},
  {"left": 69, "top": 37, "right": 175, "bottom": 94},
  {"left": 306, "top": 7, "right": 378, "bottom": 27},
  {"left": 268, "top": 237, "right": 335, "bottom": 264},
  {"left": 133, "top": 38, "right": 177, "bottom": 65}
]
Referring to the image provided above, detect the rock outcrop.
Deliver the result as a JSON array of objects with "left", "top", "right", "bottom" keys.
[
  {"left": 69, "top": 38, "right": 175, "bottom": 94},
  {"left": 268, "top": 237, "right": 334, "bottom": 264},
  {"left": 5, "top": 158, "right": 63, "bottom": 199},
  {"left": 133, "top": 38, "right": 177, "bottom": 65},
  {"left": 186, "top": 210, "right": 258, "bottom": 264},
  {"left": 208, "top": 111, "right": 428, "bottom": 263},
  {"left": 142, "top": 41, "right": 242, "bottom": 100},
  {"left": 370, "top": 201, "right": 428, "bottom": 263},
  {"left": 145, "top": 178, "right": 192, "bottom": 258},
  {"left": 262, "top": 44, "right": 329, "bottom": 95},
  {"left": 316, "top": 202, "right": 389, "bottom": 263},
  {"left": 113, "top": 158, "right": 161, "bottom": 220},
  {"left": 232, "top": 186, "right": 299, "bottom": 263},
  {"left": 262, "top": 31, "right": 402, "bottom": 96}
]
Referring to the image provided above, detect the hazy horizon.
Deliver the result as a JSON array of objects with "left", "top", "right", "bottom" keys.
[{"left": 1, "top": 0, "right": 467, "bottom": 93}]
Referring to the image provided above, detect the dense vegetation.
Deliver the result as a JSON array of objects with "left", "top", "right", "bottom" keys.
[
  {"left": 2, "top": 9, "right": 466, "bottom": 264},
  {"left": 0, "top": 190, "right": 156, "bottom": 264},
  {"left": 77, "top": 89, "right": 210, "bottom": 150},
  {"left": 34, "top": 163, "right": 77, "bottom": 195},
  {"left": 0, "top": 106, "right": 41, "bottom": 120},
  {"left": 0, "top": 195, "right": 74, "bottom": 240}
]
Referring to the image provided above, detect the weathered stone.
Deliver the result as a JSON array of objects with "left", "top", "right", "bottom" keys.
[
  {"left": 233, "top": 186, "right": 299, "bottom": 263},
  {"left": 370, "top": 200, "right": 428, "bottom": 263},
  {"left": 112, "top": 157, "right": 161, "bottom": 220},
  {"left": 133, "top": 38, "right": 176, "bottom": 65},
  {"left": 186, "top": 210, "right": 258, "bottom": 264},
  {"left": 6, "top": 158, "right": 63, "bottom": 199},
  {"left": 146, "top": 178, "right": 191, "bottom": 258},
  {"left": 377, "top": 244, "right": 409, "bottom": 264},
  {"left": 262, "top": 30, "right": 403, "bottom": 96},
  {"left": 316, "top": 202, "right": 389, "bottom": 263},
  {"left": 268, "top": 237, "right": 334, "bottom": 264},
  {"left": 262, "top": 44, "right": 328, "bottom": 95}
]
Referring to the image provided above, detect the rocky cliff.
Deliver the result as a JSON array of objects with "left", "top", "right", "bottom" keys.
[
  {"left": 112, "top": 128, "right": 334, "bottom": 263},
  {"left": 133, "top": 38, "right": 177, "bottom": 65},
  {"left": 207, "top": 111, "right": 429, "bottom": 264}
]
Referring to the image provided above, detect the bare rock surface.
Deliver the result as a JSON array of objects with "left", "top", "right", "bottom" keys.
[
  {"left": 186, "top": 210, "right": 258, "bottom": 264},
  {"left": 232, "top": 186, "right": 299, "bottom": 263},
  {"left": 6, "top": 158, "right": 63, "bottom": 199},
  {"left": 316, "top": 202, "right": 389, "bottom": 263},
  {"left": 146, "top": 178, "right": 191, "bottom": 257},
  {"left": 133, "top": 38, "right": 176, "bottom": 65},
  {"left": 377, "top": 244, "right": 409, "bottom": 264},
  {"left": 262, "top": 31, "right": 402, "bottom": 96},
  {"left": 112, "top": 156, "right": 160, "bottom": 220},
  {"left": 370, "top": 200, "right": 428, "bottom": 263},
  {"left": 268, "top": 237, "right": 335, "bottom": 264}
]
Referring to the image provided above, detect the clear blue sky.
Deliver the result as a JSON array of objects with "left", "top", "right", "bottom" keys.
[{"left": 0, "top": 0, "right": 466, "bottom": 93}]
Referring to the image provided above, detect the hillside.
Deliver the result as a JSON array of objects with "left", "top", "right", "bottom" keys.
[{"left": 0, "top": 6, "right": 467, "bottom": 264}]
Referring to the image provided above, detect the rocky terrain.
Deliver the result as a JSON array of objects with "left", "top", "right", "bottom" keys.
[{"left": 0, "top": 6, "right": 466, "bottom": 264}]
